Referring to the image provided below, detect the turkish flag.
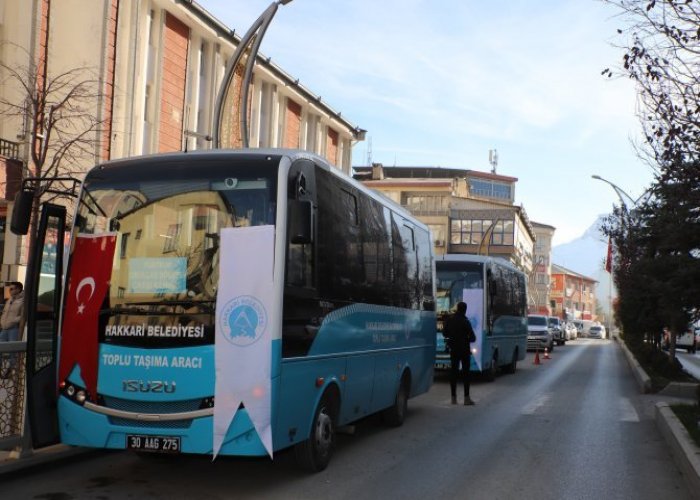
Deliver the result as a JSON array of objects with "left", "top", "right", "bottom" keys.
[
  {"left": 605, "top": 238, "right": 613, "bottom": 273},
  {"left": 58, "top": 233, "right": 117, "bottom": 401}
]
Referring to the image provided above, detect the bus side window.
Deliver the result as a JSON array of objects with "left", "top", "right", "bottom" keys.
[{"left": 487, "top": 269, "right": 496, "bottom": 334}]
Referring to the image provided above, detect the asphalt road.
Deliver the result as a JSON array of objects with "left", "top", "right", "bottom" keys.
[
  {"left": 677, "top": 349, "right": 700, "bottom": 380},
  {"left": 0, "top": 339, "right": 692, "bottom": 500}
]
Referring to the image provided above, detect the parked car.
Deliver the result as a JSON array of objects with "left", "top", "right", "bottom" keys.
[
  {"left": 588, "top": 325, "right": 606, "bottom": 339},
  {"left": 527, "top": 315, "right": 554, "bottom": 352},
  {"left": 580, "top": 320, "right": 595, "bottom": 337},
  {"left": 548, "top": 316, "right": 565, "bottom": 345},
  {"left": 564, "top": 322, "right": 577, "bottom": 340}
]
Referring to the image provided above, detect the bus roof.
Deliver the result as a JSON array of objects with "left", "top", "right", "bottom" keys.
[{"left": 90, "top": 148, "right": 429, "bottom": 234}]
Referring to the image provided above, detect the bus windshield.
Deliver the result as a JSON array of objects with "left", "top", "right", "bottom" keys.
[
  {"left": 435, "top": 262, "right": 483, "bottom": 314},
  {"left": 75, "top": 158, "right": 278, "bottom": 308}
]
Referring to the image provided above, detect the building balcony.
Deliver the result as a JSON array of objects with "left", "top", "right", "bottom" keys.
[
  {"left": 0, "top": 138, "right": 23, "bottom": 202},
  {"left": 0, "top": 139, "right": 20, "bottom": 161}
]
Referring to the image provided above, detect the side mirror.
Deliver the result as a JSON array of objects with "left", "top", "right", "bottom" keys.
[
  {"left": 288, "top": 200, "right": 312, "bottom": 244},
  {"left": 11, "top": 188, "right": 35, "bottom": 235}
]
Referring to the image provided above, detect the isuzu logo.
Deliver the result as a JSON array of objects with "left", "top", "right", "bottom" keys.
[{"left": 122, "top": 380, "right": 176, "bottom": 393}]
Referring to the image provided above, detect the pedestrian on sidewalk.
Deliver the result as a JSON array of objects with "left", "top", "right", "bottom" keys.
[
  {"left": 443, "top": 301, "right": 477, "bottom": 405},
  {"left": 0, "top": 281, "right": 24, "bottom": 378}
]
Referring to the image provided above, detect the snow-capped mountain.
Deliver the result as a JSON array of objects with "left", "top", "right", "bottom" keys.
[{"left": 551, "top": 215, "right": 614, "bottom": 314}]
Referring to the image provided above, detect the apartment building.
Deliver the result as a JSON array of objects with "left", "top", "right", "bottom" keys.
[
  {"left": 0, "top": 0, "right": 364, "bottom": 282},
  {"left": 354, "top": 164, "right": 536, "bottom": 274},
  {"left": 550, "top": 263, "right": 597, "bottom": 321},
  {"left": 529, "top": 221, "right": 556, "bottom": 315}
]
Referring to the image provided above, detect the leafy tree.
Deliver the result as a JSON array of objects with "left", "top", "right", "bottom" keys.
[
  {"left": 603, "top": 160, "right": 700, "bottom": 361},
  {"left": 602, "top": 1, "right": 700, "bottom": 366}
]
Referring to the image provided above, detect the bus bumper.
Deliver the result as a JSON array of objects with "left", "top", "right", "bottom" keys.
[{"left": 58, "top": 396, "right": 268, "bottom": 456}]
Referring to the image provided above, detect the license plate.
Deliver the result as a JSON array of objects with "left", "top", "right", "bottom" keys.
[{"left": 127, "top": 434, "right": 181, "bottom": 453}]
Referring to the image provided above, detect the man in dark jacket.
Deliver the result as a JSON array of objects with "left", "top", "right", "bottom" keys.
[{"left": 443, "top": 301, "right": 476, "bottom": 405}]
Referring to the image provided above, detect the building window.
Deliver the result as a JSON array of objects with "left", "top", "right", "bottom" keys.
[
  {"left": 469, "top": 179, "right": 511, "bottom": 200},
  {"left": 450, "top": 218, "right": 514, "bottom": 246},
  {"left": 536, "top": 273, "right": 546, "bottom": 284},
  {"left": 403, "top": 194, "right": 449, "bottom": 214},
  {"left": 163, "top": 223, "right": 181, "bottom": 253}
]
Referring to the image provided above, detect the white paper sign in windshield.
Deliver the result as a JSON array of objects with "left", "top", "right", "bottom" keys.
[{"left": 128, "top": 257, "right": 186, "bottom": 294}]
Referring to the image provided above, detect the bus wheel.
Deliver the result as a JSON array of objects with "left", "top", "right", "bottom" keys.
[
  {"left": 383, "top": 372, "right": 410, "bottom": 427},
  {"left": 295, "top": 390, "right": 338, "bottom": 473},
  {"left": 504, "top": 348, "right": 518, "bottom": 374},
  {"left": 485, "top": 353, "right": 498, "bottom": 382}
]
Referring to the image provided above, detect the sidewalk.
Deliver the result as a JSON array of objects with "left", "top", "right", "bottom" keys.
[
  {"left": 0, "top": 445, "right": 94, "bottom": 478},
  {"left": 617, "top": 337, "right": 700, "bottom": 499}
]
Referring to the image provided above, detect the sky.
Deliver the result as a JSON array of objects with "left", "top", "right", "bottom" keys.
[{"left": 197, "top": 0, "right": 653, "bottom": 246}]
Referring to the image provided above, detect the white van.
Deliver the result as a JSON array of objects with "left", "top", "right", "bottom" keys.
[
  {"left": 580, "top": 320, "right": 595, "bottom": 337},
  {"left": 676, "top": 322, "right": 699, "bottom": 353}
]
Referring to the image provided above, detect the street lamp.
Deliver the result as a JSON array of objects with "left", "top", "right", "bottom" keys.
[
  {"left": 590, "top": 174, "right": 643, "bottom": 339},
  {"left": 590, "top": 175, "right": 643, "bottom": 209},
  {"left": 213, "top": 1, "right": 294, "bottom": 149}
]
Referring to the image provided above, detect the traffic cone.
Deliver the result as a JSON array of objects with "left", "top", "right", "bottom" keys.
[
  {"left": 533, "top": 348, "right": 541, "bottom": 365},
  {"left": 544, "top": 347, "right": 550, "bottom": 360}
]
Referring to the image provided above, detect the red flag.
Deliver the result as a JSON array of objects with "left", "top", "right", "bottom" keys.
[
  {"left": 605, "top": 238, "right": 613, "bottom": 273},
  {"left": 58, "top": 234, "right": 116, "bottom": 401}
]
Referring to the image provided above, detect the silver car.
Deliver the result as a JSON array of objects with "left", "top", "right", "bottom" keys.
[
  {"left": 588, "top": 325, "right": 605, "bottom": 339},
  {"left": 528, "top": 315, "right": 554, "bottom": 351}
]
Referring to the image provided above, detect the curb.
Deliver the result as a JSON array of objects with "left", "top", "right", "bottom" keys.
[
  {"left": 655, "top": 403, "right": 700, "bottom": 500},
  {"left": 660, "top": 382, "right": 700, "bottom": 399},
  {"left": 618, "top": 339, "right": 652, "bottom": 393}
]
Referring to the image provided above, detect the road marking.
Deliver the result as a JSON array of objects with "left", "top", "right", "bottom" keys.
[
  {"left": 521, "top": 393, "right": 552, "bottom": 415},
  {"left": 618, "top": 397, "right": 640, "bottom": 422}
]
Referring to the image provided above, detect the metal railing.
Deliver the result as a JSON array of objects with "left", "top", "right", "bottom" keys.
[
  {"left": 0, "top": 341, "right": 26, "bottom": 451},
  {"left": 0, "top": 138, "right": 20, "bottom": 160}
]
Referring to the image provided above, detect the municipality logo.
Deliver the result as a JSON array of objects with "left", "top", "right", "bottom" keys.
[{"left": 219, "top": 295, "right": 268, "bottom": 346}]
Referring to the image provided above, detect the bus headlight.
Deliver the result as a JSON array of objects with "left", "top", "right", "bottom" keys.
[
  {"left": 472, "top": 347, "right": 478, "bottom": 355},
  {"left": 61, "top": 381, "right": 88, "bottom": 406},
  {"left": 75, "top": 391, "right": 87, "bottom": 404}
]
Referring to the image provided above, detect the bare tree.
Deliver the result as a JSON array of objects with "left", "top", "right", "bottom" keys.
[
  {"left": 0, "top": 43, "right": 106, "bottom": 236},
  {"left": 603, "top": 0, "right": 700, "bottom": 165}
]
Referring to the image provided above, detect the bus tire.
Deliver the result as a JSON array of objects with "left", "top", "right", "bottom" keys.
[
  {"left": 383, "top": 372, "right": 410, "bottom": 427},
  {"left": 485, "top": 353, "right": 498, "bottom": 382},
  {"left": 504, "top": 348, "right": 518, "bottom": 374},
  {"left": 295, "top": 389, "right": 338, "bottom": 473}
]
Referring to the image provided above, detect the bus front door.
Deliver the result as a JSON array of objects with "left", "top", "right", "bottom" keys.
[{"left": 24, "top": 203, "right": 67, "bottom": 448}]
